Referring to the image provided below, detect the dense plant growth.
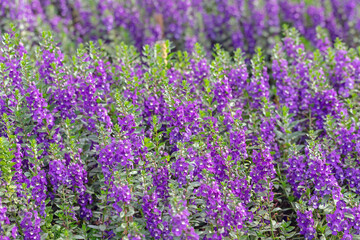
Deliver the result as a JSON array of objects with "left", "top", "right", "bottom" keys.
[
  {"left": 2, "top": 0, "right": 360, "bottom": 55},
  {"left": 2, "top": 1, "right": 360, "bottom": 240}
]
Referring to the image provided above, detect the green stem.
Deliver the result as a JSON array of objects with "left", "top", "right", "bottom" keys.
[{"left": 267, "top": 191, "right": 276, "bottom": 240}]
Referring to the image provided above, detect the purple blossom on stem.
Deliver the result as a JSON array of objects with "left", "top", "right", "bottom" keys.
[
  {"left": 30, "top": 170, "right": 47, "bottom": 216},
  {"left": 297, "top": 210, "right": 316, "bottom": 240},
  {"left": 171, "top": 200, "right": 198, "bottom": 239},
  {"left": 172, "top": 157, "right": 190, "bottom": 188},
  {"left": 20, "top": 210, "right": 41, "bottom": 240},
  {"left": 250, "top": 147, "right": 275, "bottom": 200},
  {"left": 142, "top": 193, "right": 163, "bottom": 239}
]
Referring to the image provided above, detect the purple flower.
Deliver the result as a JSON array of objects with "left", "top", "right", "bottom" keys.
[
  {"left": 250, "top": 147, "right": 275, "bottom": 199},
  {"left": 213, "top": 77, "right": 232, "bottom": 112},
  {"left": 0, "top": 199, "right": 9, "bottom": 227},
  {"left": 20, "top": 210, "right": 41, "bottom": 240},
  {"left": 108, "top": 182, "right": 131, "bottom": 213},
  {"left": 286, "top": 155, "right": 308, "bottom": 198},
  {"left": 279, "top": 1, "right": 305, "bottom": 34},
  {"left": 330, "top": 49, "right": 354, "bottom": 98},
  {"left": 68, "top": 162, "right": 92, "bottom": 219},
  {"left": 342, "top": 233, "right": 353, "bottom": 240},
  {"left": 266, "top": 0, "right": 280, "bottom": 32},
  {"left": 152, "top": 166, "right": 170, "bottom": 200},
  {"left": 142, "top": 193, "right": 163, "bottom": 239},
  {"left": 48, "top": 159, "right": 68, "bottom": 191},
  {"left": 30, "top": 170, "right": 47, "bottom": 216},
  {"left": 247, "top": 64, "right": 269, "bottom": 109},
  {"left": 127, "top": 234, "right": 143, "bottom": 240},
  {"left": 229, "top": 177, "right": 250, "bottom": 204},
  {"left": 172, "top": 157, "right": 190, "bottom": 187},
  {"left": 11, "top": 226, "right": 18, "bottom": 239},
  {"left": 272, "top": 51, "right": 299, "bottom": 114},
  {"left": 297, "top": 210, "right": 316, "bottom": 240},
  {"left": 98, "top": 139, "right": 134, "bottom": 181},
  {"left": 171, "top": 201, "right": 194, "bottom": 238}
]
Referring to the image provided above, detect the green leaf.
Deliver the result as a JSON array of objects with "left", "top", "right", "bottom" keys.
[
  {"left": 73, "top": 235, "right": 85, "bottom": 239},
  {"left": 99, "top": 225, "right": 106, "bottom": 231},
  {"left": 88, "top": 225, "right": 99, "bottom": 230}
]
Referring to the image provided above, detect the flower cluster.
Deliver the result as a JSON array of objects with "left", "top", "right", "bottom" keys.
[
  {"left": 3, "top": 13, "right": 360, "bottom": 239},
  {"left": 20, "top": 211, "right": 41, "bottom": 240},
  {"left": 170, "top": 200, "right": 198, "bottom": 239},
  {"left": 2, "top": 0, "right": 360, "bottom": 54},
  {"left": 250, "top": 147, "right": 275, "bottom": 200},
  {"left": 297, "top": 210, "right": 316, "bottom": 240}
]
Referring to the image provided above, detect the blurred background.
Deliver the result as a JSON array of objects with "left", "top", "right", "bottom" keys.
[{"left": 1, "top": 0, "right": 360, "bottom": 56}]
